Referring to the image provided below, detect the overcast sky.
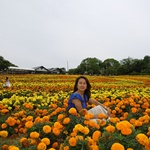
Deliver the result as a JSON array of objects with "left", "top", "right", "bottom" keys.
[{"left": 0, "top": 0, "right": 150, "bottom": 70}]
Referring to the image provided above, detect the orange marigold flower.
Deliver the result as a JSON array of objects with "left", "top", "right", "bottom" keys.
[
  {"left": 134, "top": 120, "right": 142, "bottom": 127},
  {"left": 52, "top": 142, "right": 58, "bottom": 148},
  {"left": 54, "top": 122, "right": 63, "bottom": 129},
  {"left": 63, "top": 117, "right": 70, "bottom": 124},
  {"left": 68, "top": 108, "right": 77, "bottom": 115},
  {"left": 69, "top": 137, "right": 77, "bottom": 146},
  {"left": 8, "top": 146, "right": 20, "bottom": 150},
  {"left": 79, "top": 109, "right": 88, "bottom": 116},
  {"left": 0, "top": 130, "right": 8, "bottom": 138},
  {"left": 84, "top": 113, "right": 94, "bottom": 120},
  {"left": 121, "top": 128, "right": 132, "bottom": 135},
  {"left": 92, "top": 130, "right": 101, "bottom": 141},
  {"left": 57, "top": 114, "right": 64, "bottom": 120},
  {"left": 42, "top": 116, "right": 50, "bottom": 122},
  {"left": 105, "top": 125, "right": 115, "bottom": 133},
  {"left": 130, "top": 118, "right": 136, "bottom": 124},
  {"left": 20, "top": 137, "right": 27, "bottom": 143},
  {"left": 37, "top": 142, "right": 47, "bottom": 150},
  {"left": 30, "top": 131, "right": 40, "bottom": 139},
  {"left": 1, "top": 109, "right": 9, "bottom": 114},
  {"left": 1, "top": 144, "right": 8, "bottom": 150},
  {"left": 1, "top": 123, "right": 7, "bottom": 129},
  {"left": 63, "top": 146, "right": 69, "bottom": 150},
  {"left": 43, "top": 125, "right": 51, "bottom": 134},
  {"left": 116, "top": 120, "right": 132, "bottom": 131},
  {"left": 111, "top": 142, "right": 125, "bottom": 150},
  {"left": 131, "top": 107, "right": 137, "bottom": 114},
  {"left": 109, "top": 117, "right": 119, "bottom": 123},
  {"left": 98, "top": 113, "right": 107, "bottom": 119},
  {"left": 25, "top": 121, "right": 33, "bottom": 128},
  {"left": 52, "top": 127, "right": 60, "bottom": 136},
  {"left": 136, "top": 133, "right": 149, "bottom": 146},
  {"left": 5, "top": 117, "right": 16, "bottom": 126},
  {"left": 26, "top": 116, "right": 33, "bottom": 121},
  {"left": 41, "top": 138, "right": 50, "bottom": 145}
]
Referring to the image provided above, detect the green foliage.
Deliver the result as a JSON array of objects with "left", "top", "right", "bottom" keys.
[
  {"left": 68, "top": 55, "right": 150, "bottom": 75},
  {"left": 0, "top": 56, "right": 17, "bottom": 71}
]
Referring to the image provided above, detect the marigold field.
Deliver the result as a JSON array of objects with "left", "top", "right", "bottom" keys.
[{"left": 0, "top": 74, "right": 150, "bottom": 150}]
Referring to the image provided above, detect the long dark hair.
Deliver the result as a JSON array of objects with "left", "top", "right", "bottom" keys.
[{"left": 73, "top": 76, "right": 91, "bottom": 100}]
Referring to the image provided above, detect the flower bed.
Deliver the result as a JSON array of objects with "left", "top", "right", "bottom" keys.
[{"left": 0, "top": 75, "right": 150, "bottom": 150}]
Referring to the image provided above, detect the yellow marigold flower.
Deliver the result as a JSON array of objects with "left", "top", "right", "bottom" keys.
[
  {"left": 25, "top": 121, "right": 33, "bottom": 128},
  {"left": 43, "top": 125, "right": 51, "bottom": 134},
  {"left": 37, "top": 142, "right": 47, "bottom": 150},
  {"left": 69, "top": 137, "right": 77, "bottom": 146},
  {"left": 111, "top": 143, "right": 125, "bottom": 150},
  {"left": 105, "top": 125, "right": 115, "bottom": 133},
  {"left": 127, "top": 148, "right": 133, "bottom": 150},
  {"left": 30, "top": 131, "right": 40, "bottom": 139},
  {"left": 68, "top": 108, "right": 77, "bottom": 115},
  {"left": 75, "top": 124, "right": 83, "bottom": 130},
  {"left": 41, "top": 138, "right": 50, "bottom": 145},
  {"left": 92, "top": 130, "right": 101, "bottom": 141},
  {"left": 136, "top": 133, "right": 149, "bottom": 146},
  {"left": 0, "top": 130, "right": 8, "bottom": 138},
  {"left": 63, "top": 117, "right": 70, "bottom": 124},
  {"left": 8, "top": 145, "right": 20, "bottom": 150},
  {"left": 83, "top": 126, "right": 90, "bottom": 135}
]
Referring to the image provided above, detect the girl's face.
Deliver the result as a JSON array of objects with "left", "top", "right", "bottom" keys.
[{"left": 77, "top": 78, "right": 87, "bottom": 92}]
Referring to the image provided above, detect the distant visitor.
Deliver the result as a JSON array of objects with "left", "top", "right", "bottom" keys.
[{"left": 3, "top": 77, "right": 11, "bottom": 88}]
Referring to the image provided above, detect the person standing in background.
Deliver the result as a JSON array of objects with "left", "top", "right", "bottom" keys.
[{"left": 3, "top": 77, "right": 11, "bottom": 88}]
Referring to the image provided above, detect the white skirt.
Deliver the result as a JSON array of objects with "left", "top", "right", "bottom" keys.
[{"left": 88, "top": 105, "right": 109, "bottom": 123}]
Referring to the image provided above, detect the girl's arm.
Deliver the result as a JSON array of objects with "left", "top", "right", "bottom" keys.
[{"left": 72, "top": 99, "right": 83, "bottom": 113}]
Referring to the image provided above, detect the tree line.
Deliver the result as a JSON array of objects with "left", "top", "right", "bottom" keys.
[
  {"left": 68, "top": 55, "right": 150, "bottom": 75},
  {"left": 0, "top": 55, "right": 150, "bottom": 75}
]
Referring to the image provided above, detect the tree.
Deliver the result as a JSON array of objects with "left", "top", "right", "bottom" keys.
[
  {"left": 118, "top": 57, "right": 135, "bottom": 75},
  {"left": 77, "top": 57, "right": 102, "bottom": 75},
  {"left": 0, "top": 56, "right": 17, "bottom": 71},
  {"left": 102, "top": 58, "right": 120, "bottom": 75},
  {"left": 141, "top": 55, "right": 150, "bottom": 74}
]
